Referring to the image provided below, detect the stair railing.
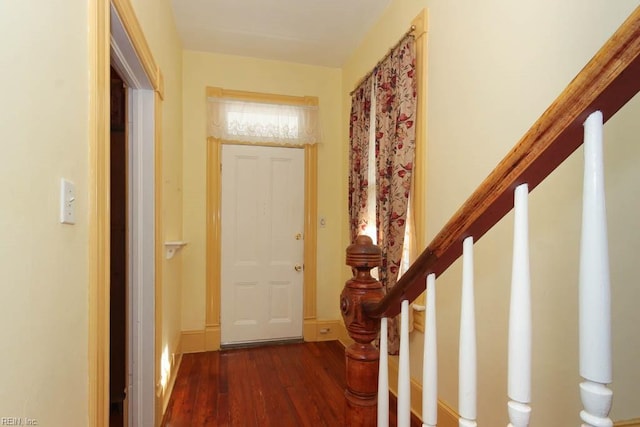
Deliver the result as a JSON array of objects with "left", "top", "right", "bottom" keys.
[{"left": 340, "top": 6, "right": 640, "bottom": 426}]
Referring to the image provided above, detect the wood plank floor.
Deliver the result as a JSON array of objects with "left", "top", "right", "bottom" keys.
[{"left": 161, "top": 340, "right": 421, "bottom": 426}]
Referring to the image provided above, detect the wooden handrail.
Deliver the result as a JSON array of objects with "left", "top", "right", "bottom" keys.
[{"left": 364, "top": 6, "right": 640, "bottom": 319}]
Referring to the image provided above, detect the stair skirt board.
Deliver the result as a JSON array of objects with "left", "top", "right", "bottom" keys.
[{"left": 615, "top": 420, "right": 640, "bottom": 427}]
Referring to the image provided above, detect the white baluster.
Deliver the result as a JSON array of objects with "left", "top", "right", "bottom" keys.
[
  {"left": 398, "top": 299, "right": 411, "bottom": 427},
  {"left": 579, "top": 111, "right": 613, "bottom": 427},
  {"left": 508, "top": 184, "right": 532, "bottom": 427},
  {"left": 459, "top": 237, "right": 477, "bottom": 427},
  {"left": 423, "top": 273, "right": 437, "bottom": 427},
  {"left": 378, "top": 317, "right": 389, "bottom": 427}
]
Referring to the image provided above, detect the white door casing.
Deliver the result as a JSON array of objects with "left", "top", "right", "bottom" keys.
[
  {"left": 111, "top": 3, "right": 156, "bottom": 426},
  {"left": 221, "top": 144, "right": 304, "bottom": 345}
]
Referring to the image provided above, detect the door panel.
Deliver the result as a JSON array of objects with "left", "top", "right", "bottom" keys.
[
  {"left": 233, "top": 282, "right": 259, "bottom": 326},
  {"left": 221, "top": 145, "right": 304, "bottom": 344},
  {"left": 233, "top": 155, "right": 260, "bottom": 263}
]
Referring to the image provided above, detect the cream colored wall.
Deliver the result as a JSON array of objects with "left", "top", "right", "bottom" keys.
[
  {"left": 129, "top": 0, "right": 184, "bottom": 403},
  {"left": 343, "top": 0, "right": 640, "bottom": 425},
  {"left": 181, "top": 51, "right": 343, "bottom": 331},
  {"left": 0, "top": 1, "right": 89, "bottom": 425}
]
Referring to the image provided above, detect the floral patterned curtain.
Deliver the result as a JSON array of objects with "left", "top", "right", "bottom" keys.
[
  {"left": 348, "top": 74, "right": 374, "bottom": 243},
  {"left": 374, "top": 35, "right": 417, "bottom": 354}
]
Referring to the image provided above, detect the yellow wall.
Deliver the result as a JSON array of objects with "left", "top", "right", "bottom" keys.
[
  {"left": 343, "top": 0, "right": 640, "bottom": 425},
  {"left": 129, "top": 0, "right": 184, "bottom": 408},
  {"left": 0, "top": 1, "right": 90, "bottom": 425},
  {"left": 181, "top": 51, "right": 343, "bottom": 331}
]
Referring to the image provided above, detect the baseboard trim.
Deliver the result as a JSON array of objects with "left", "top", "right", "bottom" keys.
[
  {"left": 436, "top": 398, "right": 459, "bottom": 427},
  {"left": 205, "top": 325, "right": 220, "bottom": 351},
  {"left": 180, "top": 329, "right": 206, "bottom": 353},
  {"left": 160, "top": 333, "right": 183, "bottom": 415},
  {"left": 183, "top": 320, "right": 349, "bottom": 354},
  {"left": 304, "top": 319, "right": 317, "bottom": 341},
  {"left": 180, "top": 326, "right": 221, "bottom": 353},
  {"left": 615, "top": 419, "right": 640, "bottom": 427},
  {"left": 161, "top": 352, "right": 182, "bottom": 413},
  {"left": 303, "top": 318, "right": 346, "bottom": 341},
  {"left": 315, "top": 319, "right": 343, "bottom": 341}
]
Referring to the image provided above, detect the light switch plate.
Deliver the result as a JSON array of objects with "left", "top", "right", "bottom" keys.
[{"left": 60, "top": 178, "right": 76, "bottom": 224}]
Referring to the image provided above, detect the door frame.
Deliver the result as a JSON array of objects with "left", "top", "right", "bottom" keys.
[
  {"left": 89, "top": 0, "right": 164, "bottom": 425},
  {"left": 206, "top": 88, "right": 318, "bottom": 350}
]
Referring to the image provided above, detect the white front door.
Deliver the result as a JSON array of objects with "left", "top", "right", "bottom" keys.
[{"left": 221, "top": 144, "right": 304, "bottom": 345}]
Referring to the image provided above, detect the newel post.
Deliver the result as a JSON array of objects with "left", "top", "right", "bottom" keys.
[{"left": 340, "top": 235, "right": 384, "bottom": 426}]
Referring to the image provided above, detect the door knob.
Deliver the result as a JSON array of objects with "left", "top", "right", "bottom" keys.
[{"left": 294, "top": 265, "right": 303, "bottom": 272}]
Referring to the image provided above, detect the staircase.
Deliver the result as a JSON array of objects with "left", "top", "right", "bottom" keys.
[{"left": 341, "top": 6, "right": 640, "bottom": 426}]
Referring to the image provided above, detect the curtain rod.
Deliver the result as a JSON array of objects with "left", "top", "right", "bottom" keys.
[{"left": 349, "top": 25, "right": 416, "bottom": 96}]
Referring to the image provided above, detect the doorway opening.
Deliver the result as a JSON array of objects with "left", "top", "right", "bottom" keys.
[
  {"left": 109, "top": 66, "right": 128, "bottom": 427},
  {"left": 111, "top": 3, "right": 157, "bottom": 425}
]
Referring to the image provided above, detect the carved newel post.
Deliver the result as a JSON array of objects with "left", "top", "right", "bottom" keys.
[{"left": 340, "top": 235, "right": 384, "bottom": 426}]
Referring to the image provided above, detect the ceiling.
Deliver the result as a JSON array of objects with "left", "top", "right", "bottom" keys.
[{"left": 170, "top": 0, "right": 391, "bottom": 67}]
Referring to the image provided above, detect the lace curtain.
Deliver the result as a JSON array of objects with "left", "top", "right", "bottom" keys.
[{"left": 207, "top": 97, "right": 320, "bottom": 145}]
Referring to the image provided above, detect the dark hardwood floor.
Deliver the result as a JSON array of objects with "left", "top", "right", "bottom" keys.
[{"left": 161, "top": 340, "right": 421, "bottom": 427}]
